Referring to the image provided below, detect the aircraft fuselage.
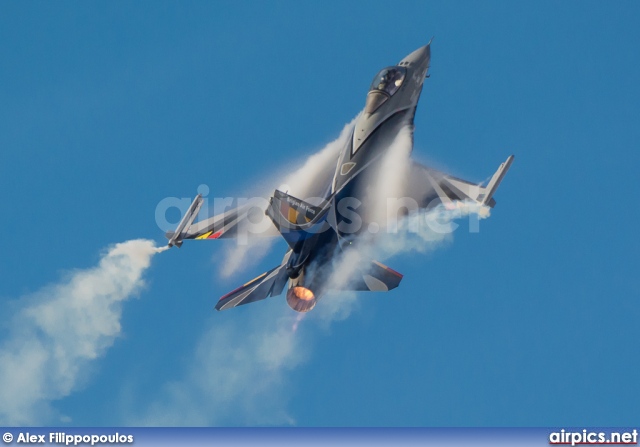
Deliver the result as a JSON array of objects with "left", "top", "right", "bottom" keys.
[{"left": 283, "top": 44, "right": 432, "bottom": 306}]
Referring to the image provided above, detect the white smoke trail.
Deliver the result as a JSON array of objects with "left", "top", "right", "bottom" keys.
[
  {"left": 218, "top": 116, "right": 359, "bottom": 279},
  {"left": 0, "top": 239, "right": 164, "bottom": 425},
  {"left": 154, "top": 245, "right": 170, "bottom": 253}
]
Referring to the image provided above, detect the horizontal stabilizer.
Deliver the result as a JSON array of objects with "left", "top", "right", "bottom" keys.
[
  {"left": 215, "top": 265, "right": 287, "bottom": 311},
  {"left": 215, "top": 251, "right": 291, "bottom": 311},
  {"left": 338, "top": 260, "right": 403, "bottom": 292}
]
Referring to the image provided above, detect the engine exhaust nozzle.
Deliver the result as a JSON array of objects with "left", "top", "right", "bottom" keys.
[{"left": 286, "top": 286, "right": 316, "bottom": 313}]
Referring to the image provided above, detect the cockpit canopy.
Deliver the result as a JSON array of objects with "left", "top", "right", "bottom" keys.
[
  {"left": 369, "top": 66, "right": 406, "bottom": 96},
  {"left": 364, "top": 66, "right": 407, "bottom": 114}
]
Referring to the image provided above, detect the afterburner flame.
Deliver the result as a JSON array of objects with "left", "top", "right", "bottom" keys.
[
  {"left": 292, "top": 286, "right": 314, "bottom": 301},
  {"left": 286, "top": 286, "right": 316, "bottom": 313}
]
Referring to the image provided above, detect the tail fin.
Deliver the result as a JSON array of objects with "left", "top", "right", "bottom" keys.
[{"left": 266, "top": 190, "right": 331, "bottom": 249}]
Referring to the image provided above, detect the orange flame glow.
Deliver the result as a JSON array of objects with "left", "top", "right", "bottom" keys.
[
  {"left": 286, "top": 286, "right": 316, "bottom": 313},
  {"left": 292, "top": 286, "right": 315, "bottom": 301}
]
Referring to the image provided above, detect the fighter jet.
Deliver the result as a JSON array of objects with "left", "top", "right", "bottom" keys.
[{"left": 166, "top": 42, "right": 514, "bottom": 312}]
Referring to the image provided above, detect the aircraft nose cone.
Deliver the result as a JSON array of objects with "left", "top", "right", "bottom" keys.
[{"left": 400, "top": 43, "right": 431, "bottom": 67}]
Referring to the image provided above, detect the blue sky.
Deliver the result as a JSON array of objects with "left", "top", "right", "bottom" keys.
[{"left": 1, "top": 1, "right": 639, "bottom": 426}]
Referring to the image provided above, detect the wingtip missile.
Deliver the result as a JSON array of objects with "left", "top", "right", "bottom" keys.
[
  {"left": 166, "top": 193, "right": 204, "bottom": 248},
  {"left": 481, "top": 155, "right": 514, "bottom": 207}
]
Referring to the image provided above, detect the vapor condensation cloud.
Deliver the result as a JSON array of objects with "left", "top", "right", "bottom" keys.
[
  {"left": 0, "top": 114, "right": 488, "bottom": 426},
  {"left": 218, "top": 116, "right": 359, "bottom": 280},
  {"left": 280, "top": 115, "right": 360, "bottom": 200},
  {"left": 318, "top": 124, "right": 491, "bottom": 321},
  {"left": 133, "top": 118, "right": 490, "bottom": 426},
  {"left": 134, "top": 120, "right": 361, "bottom": 425},
  {"left": 136, "top": 308, "right": 306, "bottom": 426},
  {"left": 133, "top": 292, "right": 363, "bottom": 426},
  {"left": 0, "top": 239, "right": 163, "bottom": 425}
]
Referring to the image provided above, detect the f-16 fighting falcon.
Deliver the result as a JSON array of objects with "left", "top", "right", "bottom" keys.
[{"left": 165, "top": 42, "right": 514, "bottom": 312}]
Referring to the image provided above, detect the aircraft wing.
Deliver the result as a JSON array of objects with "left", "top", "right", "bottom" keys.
[
  {"left": 405, "top": 155, "right": 514, "bottom": 209},
  {"left": 166, "top": 197, "right": 279, "bottom": 247}
]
